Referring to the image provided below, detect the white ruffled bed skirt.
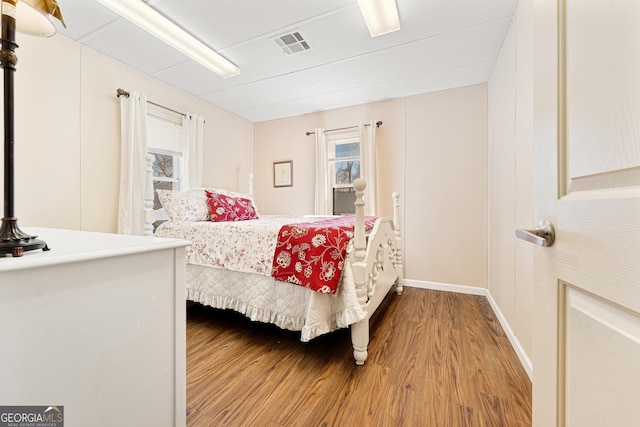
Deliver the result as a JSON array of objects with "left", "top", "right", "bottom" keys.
[{"left": 185, "top": 263, "right": 368, "bottom": 342}]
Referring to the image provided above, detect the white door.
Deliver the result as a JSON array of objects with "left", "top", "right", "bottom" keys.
[{"left": 531, "top": 0, "right": 640, "bottom": 426}]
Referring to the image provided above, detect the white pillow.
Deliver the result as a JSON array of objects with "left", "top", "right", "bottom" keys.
[{"left": 156, "top": 189, "right": 210, "bottom": 222}]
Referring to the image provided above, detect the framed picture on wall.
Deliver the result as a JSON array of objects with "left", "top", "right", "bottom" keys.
[{"left": 273, "top": 160, "right": 293, "bottom": 187}]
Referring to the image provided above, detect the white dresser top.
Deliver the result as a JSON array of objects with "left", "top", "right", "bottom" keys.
[{"left": 0, "top": 227, "right": 189, "bottom": 272}]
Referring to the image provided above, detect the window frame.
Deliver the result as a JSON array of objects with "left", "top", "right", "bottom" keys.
[
  {"left": 149, "top": 150, "right": 182, "bottom": 189},
  {"left": 146, "top": 106, "right": 185, "bottom": 211},
  {"left": 326, "top": 133, "right": 362, "bottom": 215}
]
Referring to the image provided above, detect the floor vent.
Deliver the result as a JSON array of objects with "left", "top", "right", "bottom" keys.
[{"left": 273, "top": 30, "right": 312, "bottom": 55}]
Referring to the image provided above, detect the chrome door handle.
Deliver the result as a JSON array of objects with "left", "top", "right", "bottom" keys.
[{"left": 515, "top": 220, "right": 555, "bottom": 247}]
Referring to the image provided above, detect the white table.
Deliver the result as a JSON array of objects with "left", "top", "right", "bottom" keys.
[{"left": 0, "top": 228, "right": 188, "bottom": 427}]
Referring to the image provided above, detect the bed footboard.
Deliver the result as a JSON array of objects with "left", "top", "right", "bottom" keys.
[{"left": 350, "top": 179, "right": 403, "bottom": 365}]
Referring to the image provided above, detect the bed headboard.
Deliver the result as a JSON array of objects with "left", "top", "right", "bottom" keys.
[{"left": 143, "top": 154, "right": 254, "bottom": 236}]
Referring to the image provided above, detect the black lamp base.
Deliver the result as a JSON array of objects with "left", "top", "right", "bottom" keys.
[{"left": 0, "top": 217, "right": 49, "bottom": 257}]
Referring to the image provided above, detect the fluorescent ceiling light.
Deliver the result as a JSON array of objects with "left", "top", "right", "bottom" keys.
[
  {"left": 96, "top": 0, "right": 239, "bottom": 78},
  {"left": 357, "top": 0, "right": 400, "bottom": 37}
]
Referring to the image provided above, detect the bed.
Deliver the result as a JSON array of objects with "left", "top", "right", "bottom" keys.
[{"left": 146, "top": 173, "right": 403, "bottom": 365}]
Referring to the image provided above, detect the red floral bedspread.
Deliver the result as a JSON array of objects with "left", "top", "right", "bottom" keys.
[{"left": 271, "top": 216, "right": 377, "bottom": 294}]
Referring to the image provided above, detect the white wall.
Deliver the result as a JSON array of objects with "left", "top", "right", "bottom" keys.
[
  {"left": 405, "top": 85, "right": 488, "bottom": 288},
  {"left": 1, "top": 33, "right": 254, "bottom": 234},
  {"left": 255, "top": 85, "right": 488, "bottom": 288},
  {"left": 487, "top": 0, "right": 535, "bottom": 362}
]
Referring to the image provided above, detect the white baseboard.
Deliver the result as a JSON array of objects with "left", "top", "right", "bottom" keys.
[
  {"left": 403, "top": 279, "right": 533, "bottom": 380},
  {"left": 484, "top": 289, "right": 533, "bottom": 379},
  {"left": 403, "top": 278, "right": 486, "bottom": 295}
]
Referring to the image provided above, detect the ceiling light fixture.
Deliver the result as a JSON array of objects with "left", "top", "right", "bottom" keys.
[
  {"left": 357, "top": 0, "right": 400, "bottom": 37},
  {"left": 96, "top": 0, "right": 239, "bottom": 78}
]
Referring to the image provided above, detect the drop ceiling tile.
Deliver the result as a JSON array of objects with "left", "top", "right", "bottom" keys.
[
  {"left": 237, "top": 61, "right": 495, "bottom": 122},
  {"left": 152, "top": 60, "right": 230, "bottom": 96},
  {"left": 55, "top": 0, "right": 121, "bottom": 40},
  {"left": 80, "top": 19, "right": 191, "bottom": 75},
  {"left": 151, "top": 0, "right": 356, "bottom": 48}
]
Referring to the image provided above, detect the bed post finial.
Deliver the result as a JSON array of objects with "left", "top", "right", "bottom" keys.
[
  {"left": 392, "top": 191, "right": 403, "bottom": 294},
  {"left": 353, "top": 178, "right": 367, "bottom": 264},
  {"left": 143, "top": 154, "right": 155, "bottom": 236}
]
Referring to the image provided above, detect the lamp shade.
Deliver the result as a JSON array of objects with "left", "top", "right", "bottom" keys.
[{"left": 15, "top": 0, "right": 65, "bottom": 37}]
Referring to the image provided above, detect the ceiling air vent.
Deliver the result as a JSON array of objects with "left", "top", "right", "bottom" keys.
[{"left": 273, "top": 30, "right": 312, "bottom": 55}]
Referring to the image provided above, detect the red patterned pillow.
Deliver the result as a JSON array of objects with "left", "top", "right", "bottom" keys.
[{"left": 205, "top": 190, "right": 259, "bottom": 222}]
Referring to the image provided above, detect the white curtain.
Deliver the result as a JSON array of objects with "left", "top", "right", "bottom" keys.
[
  {"left": 118, "top": 91, "right": 148, "bottom": 235},
  {"left": 360, "top": 120, "right": 377, "bottom": 216},
  {"left": 314, "top": 128, "right": 329, "bottom": 215},
  {"left": 182, "top": 113, "right": 205, "bottom": 190}
]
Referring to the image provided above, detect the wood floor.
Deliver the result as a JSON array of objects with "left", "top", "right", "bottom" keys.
[{"left": 186, "top": 287, "right": 532, "bottom": 426}]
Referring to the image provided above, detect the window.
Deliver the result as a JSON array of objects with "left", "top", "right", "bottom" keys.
[
  {"left": 146, "top": 106, "right": 185, "bottom": 222},
  {"left": 149, "top": 151, "right": 181, "bottom": 209},
  {"left": 314, "top": 121, "right": 376, "bottom": 217},
  {"left": 327, "top": 135, "right": 361, "bottom": 215}
]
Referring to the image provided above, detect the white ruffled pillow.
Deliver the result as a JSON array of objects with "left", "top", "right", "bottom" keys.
[{"left": 156, "top": 189, "right": 210, "bottom": 222}]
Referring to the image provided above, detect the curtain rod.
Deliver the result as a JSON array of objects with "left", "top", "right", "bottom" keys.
[
  {"left": 305, "top": 120, "right": 383, "bottom": 136},
  {"left": 116, "top": 88, "right": 187, "bottom": 118}
]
